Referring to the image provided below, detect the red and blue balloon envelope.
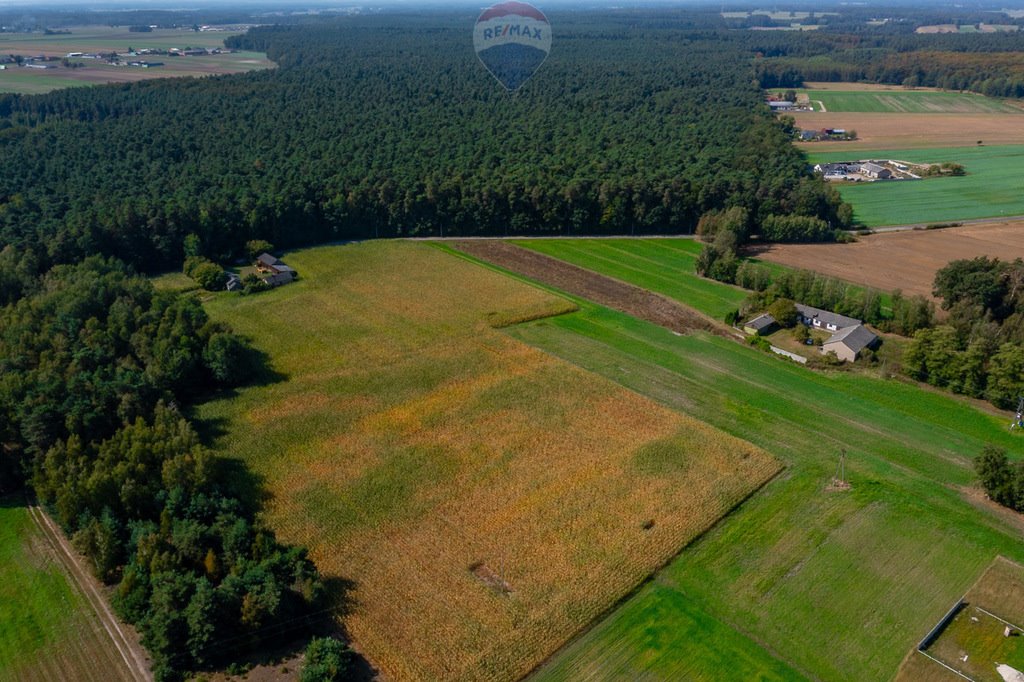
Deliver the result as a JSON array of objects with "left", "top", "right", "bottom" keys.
[{"left": 473, "top": 2, "right": 551, "bottom": 91}]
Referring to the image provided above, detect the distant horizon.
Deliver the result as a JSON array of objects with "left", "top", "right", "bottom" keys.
[{"left": 7, "top": 0, "right": 1024, "bottom": 12}]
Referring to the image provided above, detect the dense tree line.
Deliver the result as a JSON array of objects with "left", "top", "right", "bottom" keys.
[
  {"left": 751, "top": 28, "right": 1024, "bottom": 96},
  {"left": 0, "top": 255, "right": 323, "bottom": 680},
  {"left": 905, "top": 257, "right": 1024, "bottom": 409},
  {"left": 0, "top": 13, "right": 847, "bottom": 276},
  {"left": 712, "top": 252, "right": 934, "bottom": 336}
]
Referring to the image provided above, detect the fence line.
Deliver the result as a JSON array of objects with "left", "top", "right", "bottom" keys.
[{"left": 916, "top": 649, "right": 975, "bottom": 682}]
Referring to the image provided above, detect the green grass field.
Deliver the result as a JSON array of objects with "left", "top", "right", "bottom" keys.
[
  {"left": 798, "top": 89, "right": 1022, "bottom": 114},
  {"left": 512, "top": 238, "right": 893, "bottom": 319},
  {"left": 510, "top": 239, "right": 746, "bottom": 319},
  {"left": 0, "top": 69, "right": 91, "bottom": 94},
  {"left": 808, "top": 145, "right": 1024, "bottom": 226},
  {"left": 427, "top": 239, "right": 1024, "bottom": 680},
  {"left": 0, "top": 501, "right": 138, "bottom": 681},
  {"left": 510, "top": 302, "right": 1024, "bottom": 681},
  {"left": 0, "top": 503, "right": 81, "bottom": 675}
]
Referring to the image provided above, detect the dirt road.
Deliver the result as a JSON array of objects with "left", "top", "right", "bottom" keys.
[{"left": 27, "top": 505, "right": 151, "bottom": 682}]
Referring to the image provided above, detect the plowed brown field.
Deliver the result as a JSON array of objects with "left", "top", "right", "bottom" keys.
[
  {"left": 754, "top": 222, "right": 1024, "bottom": 298},
  {"left": 792, "top": 112, "right": 1024, "bottom": 149}
]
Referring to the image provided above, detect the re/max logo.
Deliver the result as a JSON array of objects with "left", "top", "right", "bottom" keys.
[{"left": 483, "top": 24, "right": 543, "bottom": 40}]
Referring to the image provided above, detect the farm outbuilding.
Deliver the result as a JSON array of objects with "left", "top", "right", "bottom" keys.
[
  {"left": 821, "top": 324, "right": 879, "bottom": 362},
  {"left": 262, "top": 271, "right": 295, "bottom": 287},
  {"left": 255, "top": 253, "right": 297, "bottom": 276},
  {"left": 744, "top": 313, "right": 778, "bottom": 336},
  {"left": 859, "top": 162, "right": 892, "bottom": 179}
]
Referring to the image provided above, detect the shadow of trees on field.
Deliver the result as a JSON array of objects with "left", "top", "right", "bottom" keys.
[{"left": 199, "top": 575, "right": 378, "bottom": 681}]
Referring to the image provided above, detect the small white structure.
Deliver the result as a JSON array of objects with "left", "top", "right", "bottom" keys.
[{"left": 997, "top": 663, "right": 1024, "bottom": 682}]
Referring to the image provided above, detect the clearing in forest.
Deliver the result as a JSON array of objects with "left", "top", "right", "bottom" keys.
[{"left": 197, "top": 241, "right": 780, "bottom": 681}]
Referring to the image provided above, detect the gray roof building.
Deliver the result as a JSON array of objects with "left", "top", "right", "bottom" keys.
[
  {"left": 262, "top": 271, "right": 295, "bottom": 287},
  {"left": 744, "top": 313, "right": 777, "bottom": 335},
  {"left": 822, "top": 324, "right": 879, "bottom": 362},
  {"left": 795, "top": 304, "right": 860, "bottom": 332}
]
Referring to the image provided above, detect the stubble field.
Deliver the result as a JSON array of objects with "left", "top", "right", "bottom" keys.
[
  {"left": 753, "top": 221, "right": 1024, "bottom": 299},
  {"left": 196, "top": 241, "right": 780, "bottom": 681}
]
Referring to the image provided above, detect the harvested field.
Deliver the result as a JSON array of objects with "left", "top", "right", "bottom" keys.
[
  {"left": 753, "top": 221, "right": 1024, "bottom": 298},
  {"left": 197, "top": 241, "right": 780, "bottom": 681},
  {"left": 452, "top": 240, "right": 726, "bottom": 337},
  {"left": 793, "top": 112, "right": 1024, "bottom": 149}
]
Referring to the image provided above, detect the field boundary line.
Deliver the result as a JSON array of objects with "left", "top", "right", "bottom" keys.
[
  {"left": 28, "top": 504, "right": 151, "bottom": 682},
  {"left": 975, "top": 605, "right": 1024, "bottom": 632},
  {"left": 522, "top": 467, "right": 813, "bottom": 681},
  {"left": 916, "top": 649, "right": 975, "bottom": 681}
]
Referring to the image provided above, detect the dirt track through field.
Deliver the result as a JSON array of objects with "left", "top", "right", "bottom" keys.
[
  {"left": 453, "top": 241, "right": 727, "bottom": 336},
  {"left": 753, "top": 221, "right": 1024, "bottom": 298},
  {"left": 27, "top": 505, "right": 150, "bottom": 682}
]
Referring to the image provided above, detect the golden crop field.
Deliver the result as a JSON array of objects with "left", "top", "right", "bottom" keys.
[{"left": 198, "top": 241, "right": 780, "bottom": 680}]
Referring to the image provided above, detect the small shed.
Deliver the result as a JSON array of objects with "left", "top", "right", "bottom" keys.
[
  {"left": 262, "top": 271, "right": 295, "bottom": 288},
  {"left": 225, "top": 272, "right": 242, "bottom": 292},
  {"left": 744, "top": 313, "right": 778, "bottom": 336}
]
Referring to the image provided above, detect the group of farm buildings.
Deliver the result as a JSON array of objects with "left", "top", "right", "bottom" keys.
[
  {"left": 225, "top": 253, "right": 297, "bottom": 292},
  {"left": 745, "top": 304, "right": 879, "bottom": 363}
]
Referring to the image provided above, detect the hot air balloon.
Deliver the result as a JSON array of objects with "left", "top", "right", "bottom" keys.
[{"left": 473, "top": 2, "right": 551, "bottom": 91}]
